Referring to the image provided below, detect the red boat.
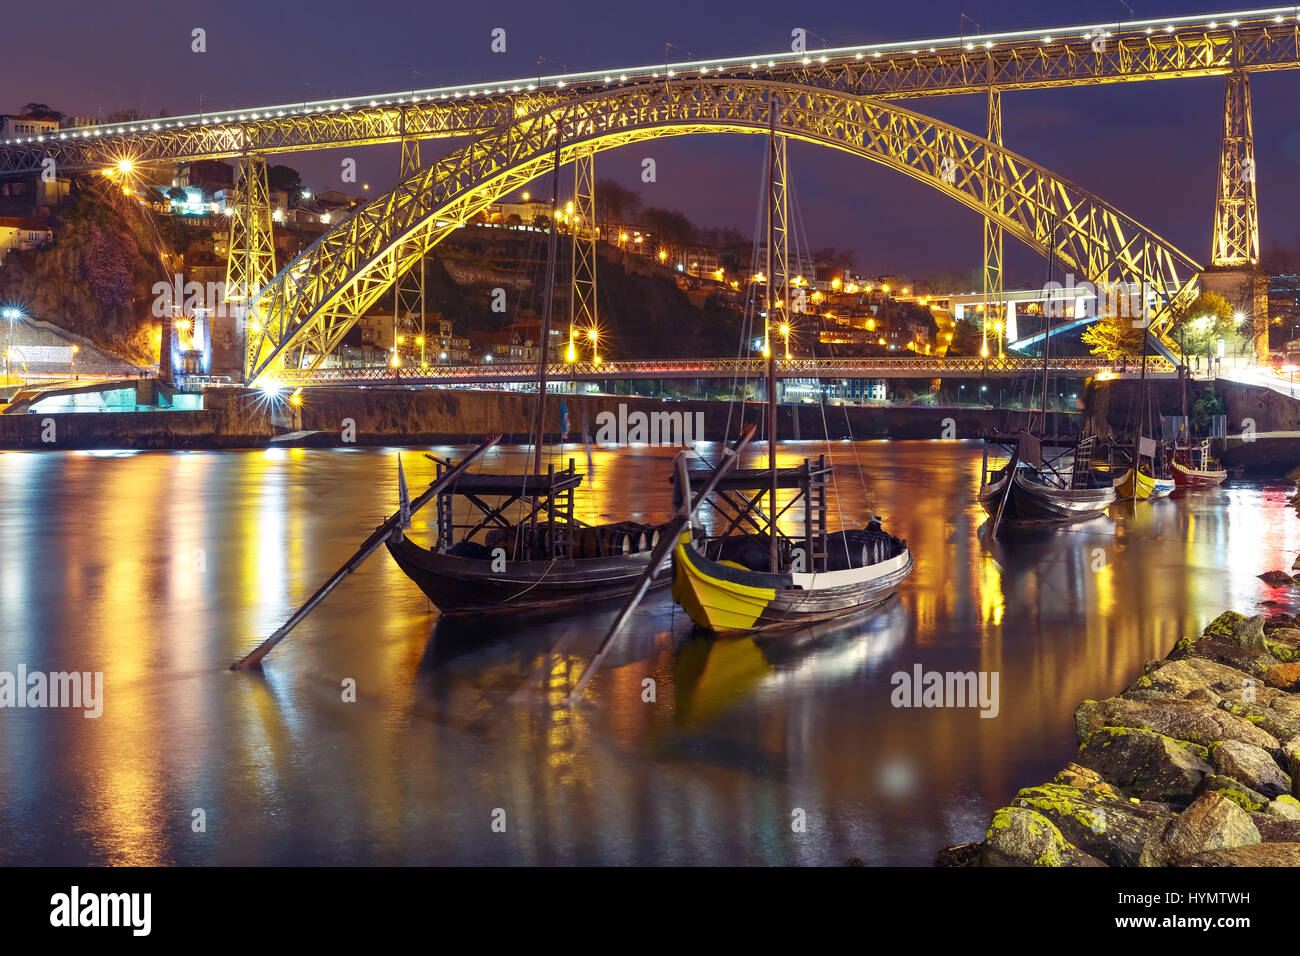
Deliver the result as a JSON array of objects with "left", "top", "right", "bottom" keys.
[{"left": 1171, "top": 440, "right": 1226, "bottom": 488}]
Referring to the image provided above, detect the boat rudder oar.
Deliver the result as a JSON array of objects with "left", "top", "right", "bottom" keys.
[
  {"left": 566, "top": 424, "right": 755, "bottom": 703},
  {"left": 230, "top": 434, "right": 501, "bottom": 670}
]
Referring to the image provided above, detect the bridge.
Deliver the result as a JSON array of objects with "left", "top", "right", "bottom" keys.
[
  {"left": 266, "top": 354, "right": 1172, "bottom": 388},
  {"left": 2, "top": 7, "right": 1293, "bottom": 386}
]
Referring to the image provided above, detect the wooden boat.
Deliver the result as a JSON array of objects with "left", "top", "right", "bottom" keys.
[
  {"left": 385, "top": 461, "right": 671, "bottom": 615},
  {"left": 979, "top": 462, "right": 1115, "bottom": 523},
  {"left": 1114, "top": 466, "right": 1156, "bottom": 500},
  {"left": 979, "top": 432, "right": 1115, "bottom": 526},
  {"left": 1172, "top": 440, "right": 1227, "bottom": 488},
  {"left": 384, "top": 129, "right": 673, "bottom": 618},
  {"left": 672, "top": 531, "right": 912, "bottom": 635},
  {"left": 670, "top": 462, "right": 913, "bottom": 635},
  {"left": 667, "top": 114, "right": 912, "bottom": 636}
]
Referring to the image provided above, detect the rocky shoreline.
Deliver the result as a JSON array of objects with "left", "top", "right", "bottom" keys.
[{"left": 939, "top": 611, "right": 1300, "bottom": 867}]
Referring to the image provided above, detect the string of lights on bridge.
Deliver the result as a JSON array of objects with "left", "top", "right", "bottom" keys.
[{"left": 3, "top": 6, "right": 1298, "bottom": 148}]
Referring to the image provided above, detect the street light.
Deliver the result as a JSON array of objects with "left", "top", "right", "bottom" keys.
[{"left": 3, "top": 306, "right": 25, "bottom": 384}]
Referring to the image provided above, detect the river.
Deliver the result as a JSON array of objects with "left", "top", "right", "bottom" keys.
[{"left": 1, "top": 440, "right": 1297, "bottom": 865}]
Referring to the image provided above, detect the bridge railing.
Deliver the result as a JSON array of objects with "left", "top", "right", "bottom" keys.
[{"left": 259, "top": 354, "right": 1174, "bottom": 387}]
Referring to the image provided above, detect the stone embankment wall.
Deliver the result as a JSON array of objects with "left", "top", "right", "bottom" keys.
[{"left": 0, "top": 386, "right": 1076, "bottom": 450}]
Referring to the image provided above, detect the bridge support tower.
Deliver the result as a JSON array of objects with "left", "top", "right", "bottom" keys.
[
  {"left": 982, "top": 87, "right": 1004, "bottom": 361},
  {"left": 569, "top": 148, "right": 598, "bottom": 366},
  {"left": 226, "top": 154, "right": 277, "bottom": 383},
  {"left": 394, "top": 120, "right": 427, "bottom": 367},
  {"left": 1205, "top": 68, "right": 1269, "bottom": 363}
]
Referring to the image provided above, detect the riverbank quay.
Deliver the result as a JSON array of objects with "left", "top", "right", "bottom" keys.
[
  {"left": 0, "top": 386, "right": 1078, "bottom": 450},
  {"left": 941, "top": 611, "right": 1300, "bottom": 867}
]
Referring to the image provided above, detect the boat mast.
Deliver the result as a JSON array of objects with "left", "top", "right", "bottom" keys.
[
  {"left": 531, "top": 113, "right": 565, "bottom": 474},
  {"left": 765, "top": 98, "right": 779, "bottom": 573}
]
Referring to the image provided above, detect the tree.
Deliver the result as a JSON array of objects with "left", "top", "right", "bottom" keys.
[
  {"left": 21, "top": 102, "right": 63, "bottom": 122},
  {"left": 267, "top": 164, "right": 303, "bottom": 205},
  {"left": 594, "top": 179, "right": 641, "bottom": 230},
  {"left": 166, "top": 187, "right": 187, "bottom": 202},
  {"left": 1167, "top": 291, "right": 1239, "bottom": 358},
  {"left": 640, "top": 207, "right": 694, "bottom": 258}
]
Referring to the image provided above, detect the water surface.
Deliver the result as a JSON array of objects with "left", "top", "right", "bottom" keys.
[{"left": 1, "top": 441, "right": 1295, "bottom": 865}]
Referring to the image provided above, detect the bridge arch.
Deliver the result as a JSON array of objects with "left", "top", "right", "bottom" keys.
[{"left": 246, "top": 79, "right": 1201, "bottom": 384}]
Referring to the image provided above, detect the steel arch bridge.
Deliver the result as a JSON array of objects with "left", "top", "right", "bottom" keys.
[{"left": 243, "top": 79, "right": 1202, "bottom": 386}]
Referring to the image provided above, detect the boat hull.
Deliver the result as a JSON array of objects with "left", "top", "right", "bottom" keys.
[
  {"left": 386, "top": 534, "right": 666, "bottom": 614},
  {"left": 979, "top": 468, "right": 1115, "bottom": 523},
  {"left": 1114, "top": 468, "right": 1157, "bottom": 500},
  {"left": 1171, "top": 460, "right": 1227, "bottom": 488},
  {"left": 1150, "top": 477, "right": 1176, "bottom": 499},
  {"left": 671, "top": 534, "right": 913, "bottom": 635}
]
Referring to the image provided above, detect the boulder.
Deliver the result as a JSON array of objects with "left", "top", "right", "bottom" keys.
[
  {"left": 1258, "top": 570, "right": 1295, "bottom": 587},
  {"left": 1011, "top": 783, "right": 1173, "bottom": 867},
  {"left": 1182, "top": 842, "right": 1300, "bottom": 866},
  {"left": 1253, "top": 818, "right": 1300, "bottom": 842},
  {"left": 1196, "top": 774, "right": 1270, "bottom": 812},
  {"left": 1076, "top": 727, "right": 1213, "bottom": 804},
  {"left": 1286, "top": 739, "right": 1300, "bottom": 793},
  {"left": 1074, "top": 696, "right": 1279, "bottom": 752},
  {"left": 1264, "top": 663, "right": 1300, "bottom": 691},
  {"left": 1217, "top": 699, "right": 1300, "bottom": 748},
  {"left": 1052, "top": 762, "right": 1120, "bottom": 797},
  {"left": 1185, "top": 638, "right": 1278, "bottom": 678},
  {"left": 1132, "top": 658, "right": 1261, "bottom": 699},
  {"left": 1160, "top": 792, "right": 1260, "bottom": 860},
  {"left": 1264, "top": 795, "right": 1300, "bottom": 820},
  {"left": 1210, "top": 740, "right": 1292, "bottom": 798},
  {"left": 1264, "top": 627, "right": 1300, "bottom": 663},
  {"left": 980, "top": 807, "right": 1105, "bottom": 867}
]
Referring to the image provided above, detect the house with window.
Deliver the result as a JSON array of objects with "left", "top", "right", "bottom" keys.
[{"left": 0, "top": 216, "right": 53, "bottom": 264}]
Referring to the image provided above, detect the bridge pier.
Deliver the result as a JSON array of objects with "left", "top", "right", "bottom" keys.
[
  {"left": 982, "top": 86, "right": 1004, "bottom": 359},
  {"left": 393, "top": 114, "right": 427, "bottom": 367},
  {"left": 1207, "top": 69, "right": 1268, "bottom": 363},
  {"left": 225, "top": 154, "right": 276, "bottom": 383}
]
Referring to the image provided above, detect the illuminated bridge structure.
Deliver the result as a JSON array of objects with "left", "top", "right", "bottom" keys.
[
  {"left": 274, "top": 354, "right": 1171, "bottom": 388},
  {"left": 0, "top": 7, "right": 1293, "bottom": 385}
]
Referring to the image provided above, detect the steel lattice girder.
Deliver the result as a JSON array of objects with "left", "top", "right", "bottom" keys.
[
  {"left": 1212, "top": 70, "right": 1260, "bottom": 265},
  {"left": 242, "top": 80, "right": 1202, "bottom": 385},
  {"left": 2, "top": 18, "right": 1297, "bottom": 175},
  {"left": 264, "top": 354, "right": 1172, "bottom": 387}
]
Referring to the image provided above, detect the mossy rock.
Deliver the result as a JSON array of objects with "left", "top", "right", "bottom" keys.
[
  {"left": 1012, "top": 783, "right": 1172, "bottom": 867},
  {"left": 1077, "top": 726, "right": 1213, "bottom": 805},
  {"left": 981, "top": 806, "right": 1104, "bottom": 867}
]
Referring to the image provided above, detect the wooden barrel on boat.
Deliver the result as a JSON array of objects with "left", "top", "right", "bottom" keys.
[
  {"left": 574, "top": 526, "right": 605, "bottom": 558},
  {"left": 599, "top": 526, "right": 634, "bottom": 556}
]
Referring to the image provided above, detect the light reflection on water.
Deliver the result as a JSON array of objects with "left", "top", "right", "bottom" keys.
[{"left": 0, "top": 441, "right": 1296, "bottom": 865}]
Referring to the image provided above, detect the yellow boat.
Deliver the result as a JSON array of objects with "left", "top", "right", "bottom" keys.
[
  {"left": 1114, "top": 467, "right": 1156, "bottom": 500},
  {"left": 671, "top": 529, "right": 913, "bottom": 635}
]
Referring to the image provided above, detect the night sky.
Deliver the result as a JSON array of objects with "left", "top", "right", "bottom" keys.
[{"left": 6, "top": 0, "right": 1300, "bottom": 286}]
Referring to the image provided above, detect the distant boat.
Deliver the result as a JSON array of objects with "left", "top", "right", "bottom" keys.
[
  {"left": 980, "top": 459, "right": 1116, "bottom": 523},
  {"left": 1171, "top": 458, "right": 1227, "bottom": 488}
]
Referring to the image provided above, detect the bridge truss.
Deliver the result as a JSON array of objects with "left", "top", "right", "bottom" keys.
[{"left": 238, "top": 80, "right": 1202, "bottom": 385}]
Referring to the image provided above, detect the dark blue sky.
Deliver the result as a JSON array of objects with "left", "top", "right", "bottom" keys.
[{"left": 6, "top": 0, "right": 1299, "bottom": 285}]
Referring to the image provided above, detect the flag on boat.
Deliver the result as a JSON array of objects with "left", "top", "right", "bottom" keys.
[{"left": 1139, "top": 435, "right": 1157, "bottom": 458}]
